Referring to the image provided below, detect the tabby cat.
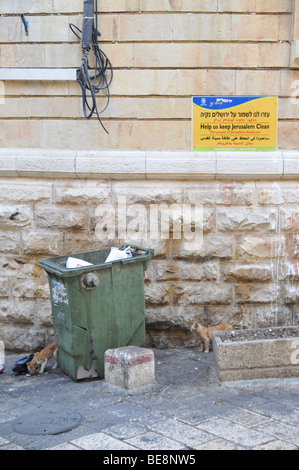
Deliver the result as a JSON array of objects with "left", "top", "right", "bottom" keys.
[
  {"left": 191, "top": 321, "right": 232, "bottom": 353},
  {"left": 27, "top": 342, "right": 58, "bottom": 374}
]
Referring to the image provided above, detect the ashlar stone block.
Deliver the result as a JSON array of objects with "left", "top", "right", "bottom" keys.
[{"left": 104, "top": 346, "right": 155, "bottom": 391}]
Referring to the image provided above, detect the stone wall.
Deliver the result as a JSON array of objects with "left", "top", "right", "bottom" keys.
[
  {"left": 0, "top": 0, "right": 299, "bottom": 149},
  {"left": 0, "top": 2, "right": 298, "bottom": 351},
  {"left": 0, "top": 176, "right": 298, "bottom": 351}
]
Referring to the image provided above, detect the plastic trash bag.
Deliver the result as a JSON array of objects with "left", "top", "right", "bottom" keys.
[
  {"left": 12, "top": 354, "right": 34, "bottom": 375},
  {"left": 105, "top": 247, "right": 133, "bottom": 263},
  {"left": 0, "top": 363, "right": 3, "bottom": 374},
  {"left": 66, "top": 257, "right": 93, "bottom": 269}
]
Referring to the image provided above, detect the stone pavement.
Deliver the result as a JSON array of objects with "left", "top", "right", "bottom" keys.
[{"left": 1, "top": 347, "right": 299, "bottom": 451}]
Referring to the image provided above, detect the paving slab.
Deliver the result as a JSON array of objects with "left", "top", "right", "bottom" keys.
[
  {"left": 196, "top": 417, "right": 274, "bottom": 448},
  {"left": 71, "top": 432, "right": 138, "bottom": 450},
  {"left": 148, "top": 418, "right": 216, "bottom": 448},
  {"left": 0, "top": 348, "right": 298, "bottom": 451},
  {"left": 125, "top": 431, "right": 188, "bottom": 450}
]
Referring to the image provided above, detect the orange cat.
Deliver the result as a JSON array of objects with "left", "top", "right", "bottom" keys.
[
  {"left": 191, "top": 321, "right": 232, "bottom": 353},
  {"left": 27, "top": 342, "right": 58, "bottom": 374}
]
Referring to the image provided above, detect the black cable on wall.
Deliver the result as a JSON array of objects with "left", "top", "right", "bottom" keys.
[{"left": 69, "top": 0, "right": 113, "bottom": 133}]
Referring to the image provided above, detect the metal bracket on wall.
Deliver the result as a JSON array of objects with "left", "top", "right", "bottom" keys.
[{"left": 21, "top": 15, "right": 29, "bottom": 35}]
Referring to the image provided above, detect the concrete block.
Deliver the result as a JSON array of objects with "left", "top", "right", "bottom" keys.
[
  {"left": 104, "top": 346, "right": 155, "bottom": 391},
  {"left": 212, "top": 327, "right": 299, "bottom": 382}
]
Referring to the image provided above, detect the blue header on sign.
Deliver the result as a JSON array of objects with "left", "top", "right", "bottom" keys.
[{"left": 193, "top": 96, "right": 264, "bottom": 110}]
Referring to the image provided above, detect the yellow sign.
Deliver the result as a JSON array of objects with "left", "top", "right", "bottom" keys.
[{"left": 192, "top": 96, "right": 278, "bottom": 151}]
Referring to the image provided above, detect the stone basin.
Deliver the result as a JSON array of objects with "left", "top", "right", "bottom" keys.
[{"left": 212, "top": 326, "right": 299, "bottom": 382}]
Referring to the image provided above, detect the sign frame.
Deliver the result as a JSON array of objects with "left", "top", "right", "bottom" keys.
[{"left": 192, "top": 96, "right": 278, "bottom": 152}]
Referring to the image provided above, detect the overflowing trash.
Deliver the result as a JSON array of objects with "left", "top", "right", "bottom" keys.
[
  {"left": 65, "top": 247, "right": 133, "bottom": 269},
  {"left": 105, "top": 246, "right": 133, "bottom": 263},
  {"left": 66, "top": 257, "right": 93, "bottom": 269}
]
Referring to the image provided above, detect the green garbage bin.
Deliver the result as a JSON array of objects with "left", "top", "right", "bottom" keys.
[{"left": 39, "top": 244, "right": 154, "bottom": 381}]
